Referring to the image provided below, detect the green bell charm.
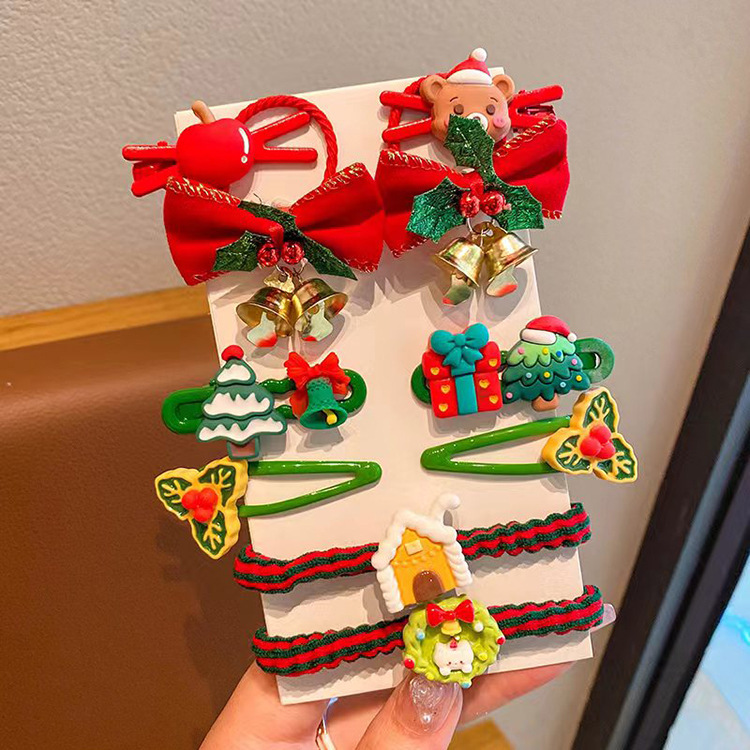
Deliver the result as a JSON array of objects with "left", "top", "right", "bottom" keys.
[
  {"left": 285, "top": 351, "right": 352, "bottom": 431},
  {"left": 300, "top": 377, "right": 349, "bottom": 429}
]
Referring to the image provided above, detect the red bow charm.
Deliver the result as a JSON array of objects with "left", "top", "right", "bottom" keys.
[
  {"left": 285, "top": 352, "right": 350, "bottom": 418},
  {"left": 375, "top": 117, "right": 569, "bottom": 256},
  {"left": 426, "top": 599, "right": 475, "bottom": 628},
  {"left": 163, "top": 164, "right": 384, "bottom": 285}
]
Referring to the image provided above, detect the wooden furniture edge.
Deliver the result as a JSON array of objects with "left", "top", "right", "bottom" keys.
[
  {"left": 0, "top": 286, "right": 209, "bottom": 352},
  {"left": 449, "top": 719, "right": 513, "bottom": 749}
]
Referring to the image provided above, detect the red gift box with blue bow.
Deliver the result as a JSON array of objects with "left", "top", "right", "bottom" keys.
[{"left": 421, "top": 323, "right": 503, "bottom": 418}]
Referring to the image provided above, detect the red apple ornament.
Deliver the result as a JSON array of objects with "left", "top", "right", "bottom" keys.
[{"left": 123, "top": 99, "right": 317, "bottom": 197}]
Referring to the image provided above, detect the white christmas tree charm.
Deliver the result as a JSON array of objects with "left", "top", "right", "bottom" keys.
[{"left": 197, "top": 345, "right": 287, "bottom": 460}]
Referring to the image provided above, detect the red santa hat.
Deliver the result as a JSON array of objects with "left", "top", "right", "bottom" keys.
[
  {"left": 446, "top": 48, "right": 500, "bottom": 85},
  {"left": 520, "top": 316, "right": 577, "bottom": 345}
]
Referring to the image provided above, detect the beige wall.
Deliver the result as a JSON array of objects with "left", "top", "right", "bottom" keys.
[{"left": 4, "top": 1, "right": 750, "bottom": 747}]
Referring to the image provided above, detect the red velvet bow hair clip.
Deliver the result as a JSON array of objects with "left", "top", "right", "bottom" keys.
[
  {"left": 375, "top": 48, "right": 570, "bottom": 259},
  {"left": 122, "top": 95, "right": 384, "bottom": 287}
]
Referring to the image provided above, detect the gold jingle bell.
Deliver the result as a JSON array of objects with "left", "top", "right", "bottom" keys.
[
  {"left": 480, "top": 223, "right": 537, "bottom": 298},
  {"left": 291, "top": 278, "right": 348, "bottom": 343},
  {"left": 433, "top": 233, "right": 484, "bottom": 306},
  {"left": 236, "top": 285, "right": 297, "bottom": 348}
]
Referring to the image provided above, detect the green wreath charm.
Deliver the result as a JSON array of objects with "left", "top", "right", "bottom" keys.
[{"left": 402, "top": 596, "right": 504, "bottom": 688}]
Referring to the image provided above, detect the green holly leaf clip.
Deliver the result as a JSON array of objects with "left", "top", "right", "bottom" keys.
[
  {"left": 542, "top": 387, "right": 638, "bottom": 484},
  {"left": 154, "top": 457, "right": 249, "bottom": 559}
]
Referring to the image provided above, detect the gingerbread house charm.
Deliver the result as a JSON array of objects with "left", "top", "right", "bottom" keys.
[{"left": 372, "top": 493, "right": 472, "bottom": 613}]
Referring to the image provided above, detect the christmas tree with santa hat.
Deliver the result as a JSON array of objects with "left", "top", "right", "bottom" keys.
[{"left": 502, "top": 316, "right": 590, "bottom": 412}]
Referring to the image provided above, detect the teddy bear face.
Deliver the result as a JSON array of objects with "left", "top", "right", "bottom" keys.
[{"left": 420, "top": 74, "right": 515, "bottom": 143}]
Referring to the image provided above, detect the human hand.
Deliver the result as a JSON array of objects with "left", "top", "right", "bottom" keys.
[{"left": 200, "top": 660, "right": 570, "bottom": 750}]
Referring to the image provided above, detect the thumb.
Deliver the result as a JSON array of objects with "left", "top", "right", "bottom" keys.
[{"left": 355, "top": 674, "right": 462, "bottom": 750}]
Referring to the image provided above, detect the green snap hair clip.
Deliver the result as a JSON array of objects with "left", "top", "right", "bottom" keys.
[
  {"left": 240, "top": 459, "right": 382, "bottom": 517},
  {"left": 421, "top": 417, "right": 569, "bottom": 476},
  {"left": 163, "top": 358, "right": 366, "bottom": 435},
  {"left": 422, "top": 388, "right": 638, "bottom": 483}
]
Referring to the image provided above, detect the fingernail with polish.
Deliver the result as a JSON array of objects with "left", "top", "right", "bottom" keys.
[{"left": 395, "top": 674, "right": 459, "bottom": 735}]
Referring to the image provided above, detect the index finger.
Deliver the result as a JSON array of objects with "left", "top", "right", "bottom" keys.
[{"left": 201, "top": 663, "right": 327, "bottom": 749}]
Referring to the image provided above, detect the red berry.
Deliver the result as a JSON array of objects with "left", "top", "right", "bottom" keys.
[
  {"left": 580, "top": 436, "right": 602, "bottom": 457},
  {"left": 590, "top": 424, "right": 612, "bottom": 443},
  {"left": 221, "top": 345, "right": 244, "bottom": 361},
  {"left": 459, "top": 191, "right": 481, "bottom": 218},
  {"left": 480, "top": 191, "right": 507, "bottom": 215},
  {"left": 193, "top": 506, "right": 213, "bottom": 524},
  {"left": 597, "top": 441, "right": 616, "bottom": 460},
  {"left": 198, "top": 487, "right": 218, "bottom": 509},
  {"left": 497, "top": 635, "right": 505, "bottom": 645},
  {"left": 181, "top": 489, "right": 200, "bottom": 510},
  {"left": 257, "top": 241, "right": 280, "bottom": 267},
  {"left": 403, "top": 657, "right": 415, "bottom": 670},
  {"left": 280, "top": 241, "right": 305, "bottom": 265}
]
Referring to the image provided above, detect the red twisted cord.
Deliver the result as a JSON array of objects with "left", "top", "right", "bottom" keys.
[
  {"left": 384, "top": 76, "right": 432, "bottom": 152},
  {"left": 236, "top": 95, "right": 338, "bottom": 180}
]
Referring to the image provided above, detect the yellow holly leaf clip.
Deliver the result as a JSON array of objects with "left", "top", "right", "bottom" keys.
[
  {"left": 154, "top": 457, "right": 248, "bottom": 558},
  {"left": 542, "top": 388, "right": 638, "bottom": 483}
]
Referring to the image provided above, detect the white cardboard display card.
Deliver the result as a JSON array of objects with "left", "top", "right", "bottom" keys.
[{"left": 175, "top": 74, "right": 591, "bottom": 705}]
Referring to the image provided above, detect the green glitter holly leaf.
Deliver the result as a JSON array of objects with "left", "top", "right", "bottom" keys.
[
  {"left": 580, "top": 388, "right": 619, "bottom": 432},
  {"left": 407, "top": 178, "right": 465, "bottom": 242},
  {"left": 443, "top": 115, "right": 544, "bottom": 232},
  {"left": 444, "top": 115, "right": 495, "bottom": 172},
  {"left": 240, "top": 200, "right": 298, "bottom": 233},
  {"left": 212, "top": 231, "right": 266, "bottom": 273},
  {"left": 482, "top": 174, "right": 544, "bottom": 231},
  {"left": 550, "top": 434, "right": 593, "bottom": 475},
  {"left": 242, "top": 201, "right": 356, "bottom": 280},
  {"left": 301, "top": 236, "right": 357, "bottom": 279},
  {"left": 593, "top": 435, "right": 638, "bottom": 483},
  {"left": 211, "top": 201, "right": 356, "bottom": 280}
]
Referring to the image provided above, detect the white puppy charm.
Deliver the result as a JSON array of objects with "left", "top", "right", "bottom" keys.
[{"left": 432, "top": 638, "right": 474, "bottom": 676}]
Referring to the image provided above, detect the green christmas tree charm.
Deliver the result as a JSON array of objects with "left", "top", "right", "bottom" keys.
[
  {"left": 502, "top": 316, "right": 590, "bottom": 411},
  {"left": 197, "top": 345, "right": 287, "bottom": 460}
]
